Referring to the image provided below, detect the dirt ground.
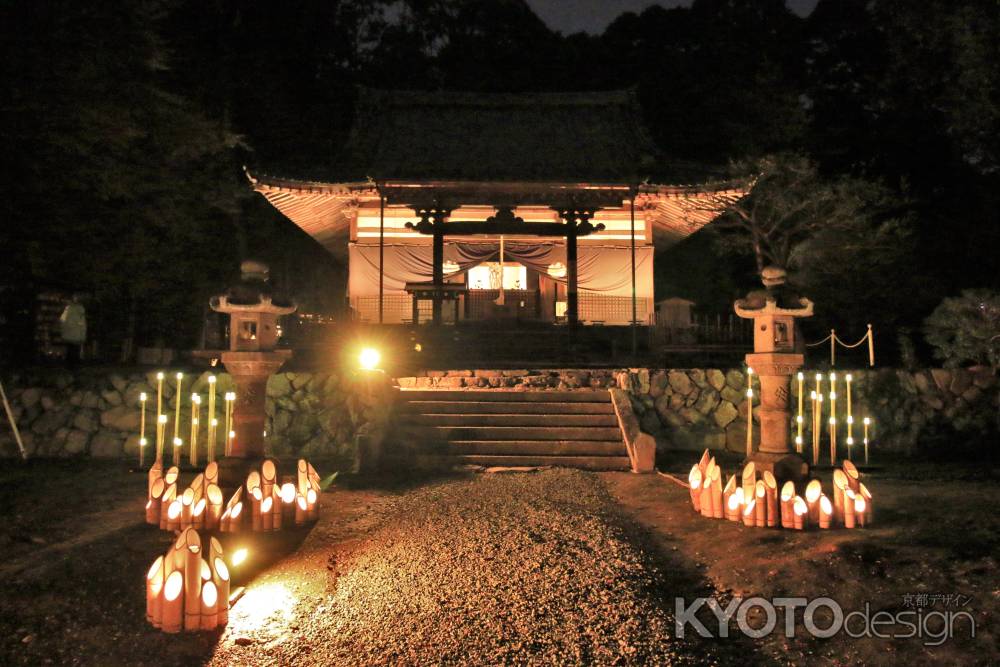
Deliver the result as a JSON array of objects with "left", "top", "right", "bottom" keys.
[{"left": 0, "top": 458, "right": 995, "bottom": 666}]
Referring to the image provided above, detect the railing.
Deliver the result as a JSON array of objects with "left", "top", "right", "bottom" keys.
[
  {"left": 351, "top": 292, "right": 653, "bottom": 326},
  {"left": 653, "top": 312, "right": 752, "bottom": 346}
]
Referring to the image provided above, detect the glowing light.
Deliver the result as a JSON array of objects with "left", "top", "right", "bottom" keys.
[
  {"left": 140, "top": 392, "right": 147, "bottom": 402},
  {"left": 747, "top": 367, "right": 754, "bottom": 375},
  {"left": 797, "top": 372, "right": 803, "bottom": 380},
  {"left": 164, "top": 570, "right": 183, "bottom": 601},
  {"left": 158, "top": 415, "right": 168, "bottom": 424},
  {"left": 214, "top": 558, "right": 229, "bottom": 582},
  {"left": 208, "top": 375, "right": 217, "bottom": 384},
  {"left": 229, "top": 582, "right": 295, "bottom": 631},
  {"left": 863, "top": 417, "right": 871, "bottom": 425},
  {"left": 231, "top": 548, "right": 248, "bottom": 567},
  {"left": 280, "top": 483, "right": 296, "bottom": 504},
  {"left": 176, "top": 372, "right": 184, "bottom": 381},
  {"left": 547, "top": 261, "right": 567, "bottom": 278},
  {"left": 156, "top": 372, "right": 165, "bottom": 381},
  {"left": 442, "top": 260, "right": 460, "bottom": 274},
  {"left": 359, "top": 347, "right": 381, "bottom": 371}
]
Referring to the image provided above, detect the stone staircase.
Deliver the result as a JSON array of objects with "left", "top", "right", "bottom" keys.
[{"left": 394, "top": 390, "right": 631, "bottom": 470}]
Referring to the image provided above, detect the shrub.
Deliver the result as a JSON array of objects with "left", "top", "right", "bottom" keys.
[{"left": 924, "top": 289, "right": 1000, "bottom": 369}]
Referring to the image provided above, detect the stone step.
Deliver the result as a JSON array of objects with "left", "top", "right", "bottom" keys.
[
  {"left": 399, "top": 389, "right": 611, "bottom": 403},
  {"left": 399, "top": 425, "right": 624, "bottom": 441},
  {"left": 445, "top": 439, "right": 626, "bottom": 456},
  {"left": 450, "top": 454, "right": 631, "bottom": 471},
  {"left": 397, "top": 400, "right": 615, "bottom": 415},
  {"left": 402, "top": 413, "right": 619, "bottom": 427}
]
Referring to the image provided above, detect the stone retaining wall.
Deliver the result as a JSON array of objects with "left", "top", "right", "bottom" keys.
[
  {"left": 3, "top": 365, "right": 996, "bottom": 460},
  {"left": 0, "top": 368, "right": 393, "bottom": 463}
]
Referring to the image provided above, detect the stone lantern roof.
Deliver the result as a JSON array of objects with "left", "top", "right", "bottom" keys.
[
  {"left": 210, "top": 260, "right": 296, "bottom": 315},
  {"left": 734, "top": 266, "right": 813, "bottom": 317}
]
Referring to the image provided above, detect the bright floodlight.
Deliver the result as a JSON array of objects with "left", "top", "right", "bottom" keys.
[{"left": 359, "top": 347, "right": 381, "bottom": 370}]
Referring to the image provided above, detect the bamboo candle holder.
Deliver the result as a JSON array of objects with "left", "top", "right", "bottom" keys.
[
  {"left": 780, "top": 481, "right": 795, "bottom": 529},
  {"left": 805, "top": 479, "right": 822, "bottom": 526},
  {"left": 741, "top": 462, "right": 756, "bottom": 504},
  {"left": 818, "top": 495, "right": 832, "bottom": 529},
  {"left": 688, "top": 466, "right": 702, "bottom": 512},
  {"left": 793, "top": 496, "right": 807, "bottom": 530},
  {"left": 762, "top": 471, "right": 778, "bottom": 527},
  {"left": 742, "top": 498, "right": 756, "bottom": 527},
  {"left": 754, "top": 481, "right": 766, "bottom": 528},
  {"left": 161, "top": 570, "right": 184, "bottom": 633}
]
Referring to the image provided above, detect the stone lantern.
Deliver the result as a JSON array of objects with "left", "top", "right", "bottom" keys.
[
  {"left": 210, "top": 260, "right": 296, "bottom": 486},
  {"left": 734, "top": 267, "right": 813, "bottom": 482}
]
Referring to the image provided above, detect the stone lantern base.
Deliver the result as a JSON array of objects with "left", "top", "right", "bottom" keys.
[{"left": 746, "top": 451, "right": 809, "bottom": 484}]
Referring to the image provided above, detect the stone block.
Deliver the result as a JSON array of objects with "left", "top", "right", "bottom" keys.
[
  {"left": 930, "top": 368, "right": 951, "bottom": 393},
  {"left": 725, "top": 369, "right": 744, "bottom": 390},
  {"left": 640, "top": 410, "right": 662, "bottom": 435},
  {"left": 971, "top": 366, "right": 997, "bottom": 389},
  {"left": 668, "top": 371, "right": 693, "bottom": 395},
  {"left": 65, "top": 429, "right": 90, "bottom": 454},
  {"left": 100, "top": 405, "right": 140, "bottom": 432},
  {"left": 949, "top": 369, "right": 971, "bottom": 396},
  {"left": 713, "top": 401, "right": 738, "bottom": 429},
  {"left": 90, "top": 430, "right": 122, "bottom": 457},
  {"left": 649, "top": 370, "right": 668, "bottom": 397},
  {"left": 694, "top": 390, "right": 719, "bottom": 415},
  {"left": 707, "top": 369, "right": 726, "bottom": 391},
  {"left": 721, "top": 385, "right": 743, "bottom": 405},
  {"left": 267, "top": 373, "right": 292, "bottom": 397},
  {"left": 689, "top": 369, "right": 708, "bottom": 389},
  {"left": 20, "top": 388, "right": 41, "bottom": 409}
]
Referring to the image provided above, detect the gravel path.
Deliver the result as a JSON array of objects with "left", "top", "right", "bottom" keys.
[{"left": 211, "top": 469, "right": 751, "bottom": 665}]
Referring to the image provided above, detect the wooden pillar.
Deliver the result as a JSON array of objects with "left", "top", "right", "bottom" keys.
[
  {"left": 432, "top": 225, "right": 444, "bottom": 326},
  {"left": 566, "top": 220, "right": 578, "bottom": 327}
]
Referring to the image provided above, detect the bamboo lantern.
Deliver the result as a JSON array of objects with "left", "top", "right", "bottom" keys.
[
  {"left": 280, "top": 482, "right": 296, "bottom": 524},
  {"left": 164, "top": 465, "right": 179, "bottom": 487},
  {"left": 261, "top": 459, "right": 277, "bottom": 503},
  {"left": 228, "top": 502, "right": 244, "bottom": 533},
  {"left": 261, "top": 495, "right": 274, "bottom": 531},
  {"left": 295, "top": 494, "right": 307, "bottom": 526},
  {"left": 251, "top": 486, "right": 263, "bottom": 531},
  {"left": 139, "top": 392, "right": 148, "bottom": 468},
  {"left": 832, "top": 469, "right": 848, "bottom": 524},
  {"left": 183, "top": 531, "right": 202, "bottom": 630},
  {"left": 828, "top": 372, "right": 837, "bottom": 465},
  {"left": 780, "top": 481, "right": 795, "bottom": 529},
  {"left": 845, "top": 374, "right": 854, "bottom": 459},
  {"left": 161, "top": 570, "right": 184, "bottom": 633},
  {"left": 793, "top": 496, "right": 807, "bottom": 530},
  {"left": 818, "top": 495, "right": 832, "bottom": 529},
  {"left": 697, "top": 449, "right": 710, "bottom": 477},
  {"left": 206, "top": 484, "right": 223, "bottom": 530},
  {"left": 843, "top": 460, "right": 860, "bottom": 492},
  {"left": 859, "top": 483, "right": 873, "bottom": 525},
  {"left": 700, "top": 473, "right": 713, "bottom": 518},
  {"left": 148, "top": 460, "right": 162, "bottom": 498},
  {"left": 742, "top": 498, "right": 756, "bottom": 527},
  {"left": 843, "top": 489, "right": 857, "bottom": 529},
  {"left": 863, "top": 417, "right": 871, "bottom": 464},
  {"left": 307, "top": 488, "right": 318, "bottom": 521},
  {"left": 812, "top": 373, "right": 823, "bottom": 466},
  {"left": 205, "top": 461, "right": 219, "bottom": 489},
  {"left": 795, "top": 372, "right": 804, "bottom": 453},
  {"left": 762, "top": 471, "right": 778, "bottom": 527},
  {"left": 741, "top": 462, "right": 756, "bottom": 504},
  {"left": 146, "top": 555, "right": 164, "bottom": 626},
  {"left": 189, "top": 393, "right": 201, "bottom": 468},
  {"left": 155, "top": 372, "right": 165, "bottom": 461},
  {"left": 754, "top": 480, "right": 766, "bottom": 527},
  {"left": 192, "top": 498, "right": 207, "bottom": 530},
  {"left": 722, "top": 476, "right": 736, "bottom": 517},
  {"left": 147, "top": 478, "right": 165, "bottom": 524},
  {"left": 709, "top": 463, "right": 723, "bottom": 519},
  {"left": 805, "top": 479, "right": 822, "bottom": 526},
  {"left": 746, "top": 367, "right": 754, "bottom": 456},
  {"left": 160, "top": 484, "right": 176, "bottom": 530},
  {"left": 272, "top": 487, "right": 283, "bottom": 530},
  {"left": 167, "top": 498, "right": 183, "bottom": 532},
  {"left": 854, "top": 496, "right": 867, "bottom": 528},
  {"left": 213, "top": 557, "right": 230, "bottom": 626},
  {"left": 726, "top": 487, "right": 742, "bottom": 522},
  {"left": 200, "top": 580, "right": 218, "bottom": 631},
  {"left": 688, "top": 466, "right": 703, "bottom": 512},
  {"left": 181, "top": 488, "right": 194, "bottom": 528},
  {"left": 207, "top": 375, "right": 217, "bottom": 463}
]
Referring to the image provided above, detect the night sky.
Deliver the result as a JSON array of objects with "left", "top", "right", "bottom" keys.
[{"left": 527, "top": 0, "right": 819, "bottom": 34}]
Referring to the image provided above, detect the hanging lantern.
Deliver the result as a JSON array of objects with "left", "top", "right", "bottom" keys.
[{"left": 547, "top": 262, "right": 567, "bottom": 278}]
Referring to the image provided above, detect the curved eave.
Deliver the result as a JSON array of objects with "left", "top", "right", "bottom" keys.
[
  {"left": 638, "top": 182, "right": 749, "bottom": 251},
  {"left": 248, "top": 171, "right": 749, "bottom": 256}
]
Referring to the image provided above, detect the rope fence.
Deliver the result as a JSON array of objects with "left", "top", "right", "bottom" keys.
[{"left": 805, "top": 324, "right": 875, "bottom": 367}]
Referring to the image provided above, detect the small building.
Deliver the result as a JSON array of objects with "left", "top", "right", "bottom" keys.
[{"left": 249, "top": 89, "right": 745, "bottom": 327}]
